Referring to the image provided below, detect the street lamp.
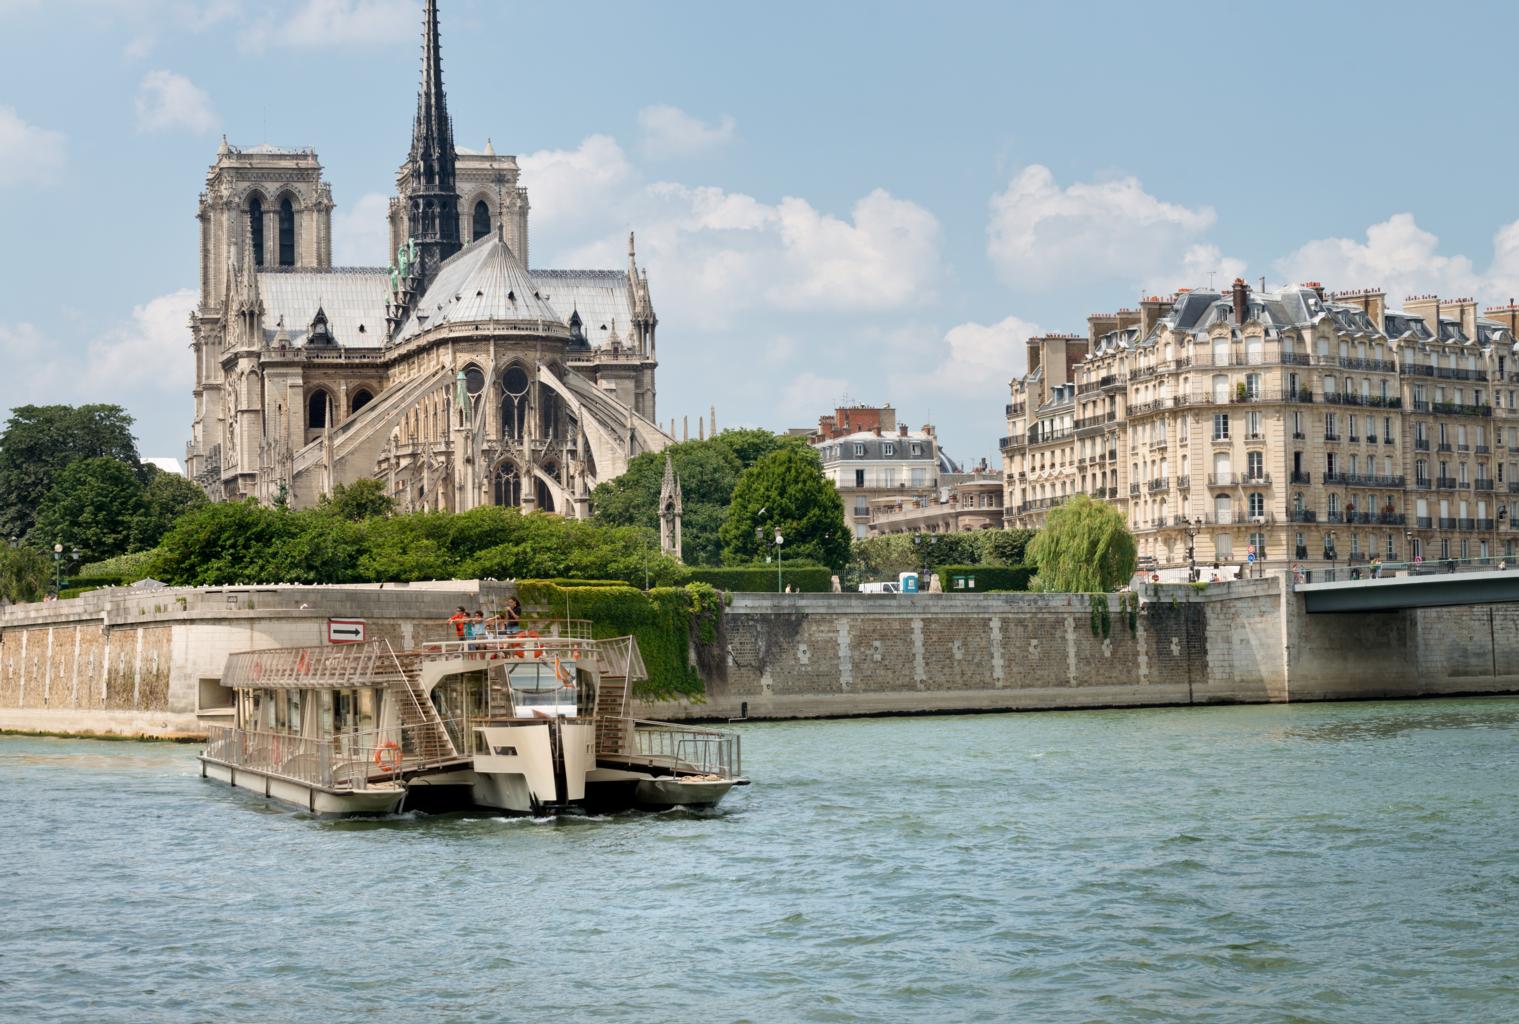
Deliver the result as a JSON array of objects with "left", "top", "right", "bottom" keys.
[
  {"left": 755, "top": 523, "right": 785, "bottom": 592},
  {"left": 912, "top": 533, "right": 938, "bottom": 589},
  {"left": 51, "top": 542, "right": 62, "bottom": 596},
  {"left": 1184, "top": 517, "right": 1203, "bottom": 582}
]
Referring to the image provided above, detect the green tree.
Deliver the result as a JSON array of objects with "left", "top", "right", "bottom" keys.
[
  {"left": 317, "top": 478, "right": 396, "bottom": 521},
  {"left": 0, "top": 405, "right": 140, "bottom": 540},
  {"left": 709, "top": 427, "right": 804, "bottom": 470},
  {"left": 591, "top": 439, "right": 742, "bottom": 565},
  {"left": 0, "top": 545, "right": 50, "bottom": 604},
  {"left": 135, "top": 466, "right": 209, "bottom": 549},
  {"left": 148, "top": 500, "right": 304, "bottom": 585},
  {"left": 1025, "top": 495, "right": 1137, "bottom": 592},
  {"left": 976, "top": 528, "right": 1035, "bottom": 566},
  {"left": 720, "top": 446, "right": 850, "bottom": 569},
  {"left": 27, "top": 457, "right": 149, "bottom": 566}
]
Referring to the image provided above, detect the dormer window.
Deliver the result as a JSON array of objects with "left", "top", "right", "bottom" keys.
[
  {"left": 883, "top": 443, "right": 895, "bottom": 456},
  {"left": 854, "top": 443, "right": 865, "bottom": 457},
  {"left": 911, "top": 443, "right": 923, "bottom": 456}
]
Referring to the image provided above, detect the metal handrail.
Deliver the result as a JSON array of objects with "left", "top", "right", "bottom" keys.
[
  {"left": 623, "top": 718, "right": 742, "bottom": 778},
  {"left": 203, "top": 724, "right": 404, "bottom": 791}
]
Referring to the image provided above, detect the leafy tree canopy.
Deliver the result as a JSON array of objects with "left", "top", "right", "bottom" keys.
[
  {"left": 591, "top": 436, "right": 744, "bottom": 566},
  {"left": 317, "top": 478, "right": 396, "bottom": 521},
  {"left": 847, "top": 528, "right": 1036, "bottom": 588},
  {"left": 719, "top": 445, "right": 850, "bottom": 569},
  {"left": 137, "top": 465, "right": 209, "bottom": 550},
  {"left": 27, "top": 457, "right": 149, "bottom": 567},
  {"left": 0, "top": 404, "right": 140, "bottom": 540},
  {"left": 709, "top": 427, "right": 805, "bottom": 470},
  {"left": 1025, "top": 495, "right": 1137, "bottom": 592},
  {"left": 0, "top": 545, "right": 51, "bottom": 604}
]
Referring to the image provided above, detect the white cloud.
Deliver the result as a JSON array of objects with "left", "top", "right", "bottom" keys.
[
  {"left": 924, "top": 315, "right": 1042, "bottom": 394},
  {"left": 0, "top": 106, "right": 65, "bottom": 186},
  {"left": 987, "top": 164, "right": 1236, "bottom": 291},
  {"left": 333, "top": 192, "right": 393, "bottom": 266},
  {"left": 0, "top": 289, "right": 195, "bottom": 455},
  {"left": 243, "top": 0, "right": 415, "bottom": 50},
  {"left": 519, "top": 134, "right": 635, "bottom": 234},
  {"left": 1271, "top": 212, "right": 1519, "bottom": 304},
  {"left": 522, "top": 134, "right": 942, "bottom": 327},
  {"left": 781, "top": 371, "right": 850, "bottom": 420},
  {"left": 135, "top": 70, "right": 219, "bottom": 135},
  {"left": 637, "top": 105, "right": 736, "bottom": 159},
  {"left": 84, "top": 289, "right": 197, "bottom": 394}
]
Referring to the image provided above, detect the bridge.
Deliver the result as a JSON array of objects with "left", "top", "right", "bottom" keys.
[{"left": 1295, "top": 566, "right": 1519, "bottom": 613}]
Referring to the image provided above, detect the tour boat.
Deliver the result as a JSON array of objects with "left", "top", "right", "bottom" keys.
[{"left": 198, "top": 621, "right": 747, "bottom": 816}]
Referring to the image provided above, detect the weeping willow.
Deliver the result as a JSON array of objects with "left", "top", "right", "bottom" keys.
[{"left": 1027, "top": 495, "right": 1138, "bottom": 593}]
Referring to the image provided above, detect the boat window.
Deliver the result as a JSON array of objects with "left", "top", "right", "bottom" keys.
[
  {"left": 287, "top": 690, "right": 302, "bottom": 734},
  {"left": 493, "top": 746, "right": 518, "bottom": 757}
]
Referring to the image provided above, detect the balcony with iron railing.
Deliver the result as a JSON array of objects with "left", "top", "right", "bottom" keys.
[
  {"left": 1415, "top": 476, "right": 1432, "bottom": 489},
  {"left": 1432, "top": 401, "right": 1493, "bottom": 417},
  {"left": 1339, "top": 356, "right": 1398, "bottom": 372},
  {"left": 1323, "top": 392, "right": 1402, "bottom": 408},
  {"left": 1437, "top": 476, "right": 1459, "bottom": 489},
  {"left": 1147, "top": 477, "right": 1170, "bottom": 492},
  {"left": 1415, "top": 439, "right": 1431, "bottom": 451},
  {"left": 1322, "top": 473, "right": 1406, "bottom": 488},
  {"left": 1075, "top": 411, "right": 1117, "bottom": 430},
  {"left": 1291, "top": 471, "right": 1311, "bottom": 484},
  {"left": 1477, "top": 444, "right": 1492, "bottom": 453},
  {"left": 1402, "top": 364, "right": 1489, "bottom": 381},
  {"left": 1476, "top": 480, "right": 1496, "bottom": 491},
  {"left": 1288, "top": 509, "right": 1318, "bottom": 523},
  {"left": 1437, "top": 442, "right": 1453, "bottom": 452},
  {"left": 999, "top": 435, "right": 1025, "bottom": 450},
  {"left": 1417, "top": 516, "right": 1433, "bottom": 527}
]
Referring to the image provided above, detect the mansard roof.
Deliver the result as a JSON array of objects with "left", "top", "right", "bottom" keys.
[
  {"left": 531, "top": 269, "right": 637, "bottom": 347},
  {"left": 399, "top": 232, "right": 567, "bottom": 341}
]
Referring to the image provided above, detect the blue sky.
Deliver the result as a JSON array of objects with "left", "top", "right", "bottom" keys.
[{"left": 4, "top": 0, "right": 1519, "bottom": 467}]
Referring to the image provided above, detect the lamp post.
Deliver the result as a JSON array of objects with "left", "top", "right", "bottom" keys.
[
  {"left": 1404, "top": 529, "right": 1413, "bottom": 566},
  {"left": 51, "top": 542, "right": 62, "bottom": 596},
  {"left": 912, "top": 533, "right": 938, "bottom": 589},
  {"left": 774, "top": 528, "right": 784, "bottom": 592},
  {"left": 1184, "top": 517, "right": 1203, "bottom": 582}
]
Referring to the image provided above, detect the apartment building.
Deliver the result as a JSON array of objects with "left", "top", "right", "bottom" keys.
[
  {"left": 810, "top": 405, "right": 958, "bottom": 538},
  {"left": 1001, "top": 281, "right": 1519, "bottom": 571}
]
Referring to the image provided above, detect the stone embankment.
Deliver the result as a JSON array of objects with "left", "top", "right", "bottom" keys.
[{"left": 3, "top": 572, "right": 1518, "bottom": 738}]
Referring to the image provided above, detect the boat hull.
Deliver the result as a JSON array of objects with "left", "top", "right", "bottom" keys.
[
  {"left": 633, "top": 777, "right": 738, "bottom": 810},
  {"left": 200, "top": 757, "right": 405, "bottom": 815}
]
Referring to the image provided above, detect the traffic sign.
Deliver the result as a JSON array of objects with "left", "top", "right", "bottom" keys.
[
  {"left": 327, "top": 618, "right": 366, "bottom": 644},
  {"left": 1247, "top": 552, "right": 1256, "bottom": 563}
]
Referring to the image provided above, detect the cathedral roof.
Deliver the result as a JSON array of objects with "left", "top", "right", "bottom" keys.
[
  {"left": 399, "top": 232, "right": 567, "bottom": 341},
  {"left": 530, "top": 269, "right": 636, "bottom": 345},
  {"left": 257, "top": 267, "right": 389, "bottom": 347}
]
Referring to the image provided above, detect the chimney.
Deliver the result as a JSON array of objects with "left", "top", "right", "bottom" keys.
[
  {"left": 1139, "top": 294, "right": 1174, "bottom": 337},
  {"left": 1232, "top": 278, "right": 1249, "bottom": 325},
  {"left": 899, "top": 424, "right": 908, "bottom": 437}
]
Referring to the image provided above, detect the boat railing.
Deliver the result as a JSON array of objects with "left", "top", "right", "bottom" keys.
[
  {"left": 223, "top": 643, "right": 408, "bottom": 691},
  {"left": 622, "top": 719, "right": 743, "bottom": 779},
  {"left": 204, "top": 724, "right": 405, "bottom": 791},
  {"left": 418, "top": 634, "right": 599, "bottom": 664}
]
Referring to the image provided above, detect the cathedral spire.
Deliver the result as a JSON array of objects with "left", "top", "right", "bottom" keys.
[{"left": 402, "top": 0, "right": 461, "bottom": 290}]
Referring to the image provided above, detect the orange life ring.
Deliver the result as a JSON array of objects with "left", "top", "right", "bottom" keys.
[{"left": 373, "top": 740, "right": 402, "bottom": 773}]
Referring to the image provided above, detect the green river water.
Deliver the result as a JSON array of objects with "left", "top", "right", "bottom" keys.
[{"left": 4, "top": 697, "right": 1519, "bottom": 1023}]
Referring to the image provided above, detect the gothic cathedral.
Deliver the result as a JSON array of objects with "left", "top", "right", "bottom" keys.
[{"left": 185, "top": 0, "right": 667, "bottom": 514}]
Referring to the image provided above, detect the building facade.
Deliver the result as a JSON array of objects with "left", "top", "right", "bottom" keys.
[
  {"left": 1002, "top": 281, "right": 1519, "bottom": 572},
  {"left": 810, "top": 406, "right": 959, "bottom": 538},
  {"left": 185, "top": 1, "right": 667, "bottom": 513},
  {"left": 865, "top": 469, "right": 1005, "bottom": 536}
]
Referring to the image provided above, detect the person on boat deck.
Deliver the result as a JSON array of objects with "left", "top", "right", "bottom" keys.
[
  {"left": 449, "top": 607, "right": 468, "bottom": 640},
  {"left": 502, "top": 597, "right": 521, "bottom": 634},
  {"left": 465, "top": 611, "right": 488, "bottom": 650}
]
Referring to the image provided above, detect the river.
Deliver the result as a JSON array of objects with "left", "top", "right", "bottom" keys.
[{"left": 4, "top": 698, "right": 1519, "bottom": 1023}]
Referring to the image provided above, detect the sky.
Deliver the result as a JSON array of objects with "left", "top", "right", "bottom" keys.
[{"left": 6, "top": 0, "right": 1519, "bottom": 467}]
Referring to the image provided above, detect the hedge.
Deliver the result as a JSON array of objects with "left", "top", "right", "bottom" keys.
[
  {"left": 935, "top": 564, "right": 1034, "bottom": 593},
  {"left": 684, "top": 565, "right": 833, "bottom": 593},
  {"left": 515, "top": 579, "right": 720, "bottom": 701}
]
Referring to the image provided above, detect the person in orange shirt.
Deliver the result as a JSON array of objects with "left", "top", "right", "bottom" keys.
[{"left": 448, "top": 606, "right": 468, "bottom": 640}]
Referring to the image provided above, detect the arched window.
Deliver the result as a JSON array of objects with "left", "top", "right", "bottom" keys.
[
  {"left": 248, "top": 196, "right": 265, "bottom": 266},
  {"left": 501, "top": 365, "right": 529, "bottom": 439},
  {"left": 472, "top": 200, "right": 491, "bottom": 242},
  {"left": 539, "top": 386, "right": 559, "bottom": 440},
  {"left": 307, "top": 390, "right": 330, "bottom": 429},
  {"left": 493, "top": 464, "right": 521, "bottom": 507},
  {"left": 350, "top": 388, "right": 374, "bottom": 414},
  {"left": 1214, "top": 493, "right": 1232, "bottom": 523},
  {"left": 535, "top": 474, "right": 555, "bottom": 513},
  {"left": 278, "top": 197, "right": 295, "bottom": 266}
]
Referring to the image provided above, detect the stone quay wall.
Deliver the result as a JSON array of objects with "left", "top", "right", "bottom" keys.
[
  {"left": 0, "top": 582, "right": 515, "bottom": 738},
  {"left": 644, "top": 574, "right": 1519, "bottom": 721},
  {"left": 5, "top": 573, "right": 1519, "bottom": 738}
]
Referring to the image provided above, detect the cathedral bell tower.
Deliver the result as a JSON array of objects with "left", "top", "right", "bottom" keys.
[{"left": 402, "top": 0, "right": 461, "bottom": 290}]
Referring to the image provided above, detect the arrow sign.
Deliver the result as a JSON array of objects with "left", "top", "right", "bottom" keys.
[{"left": 328, "top": 618, "right": 367, "bottom": 644}]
